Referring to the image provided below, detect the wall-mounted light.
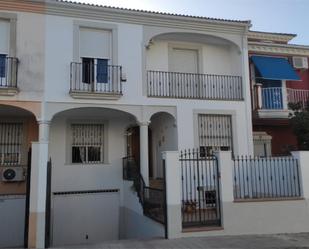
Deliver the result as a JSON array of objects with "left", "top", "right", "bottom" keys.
[{"left": 145, "top": 39, "right": 154, "bottom": 50}]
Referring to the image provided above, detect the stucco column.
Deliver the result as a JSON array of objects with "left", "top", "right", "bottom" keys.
[
  {"left": 241, "top": 36, "right": 254, "bottom": 155},
  {"left": 28, "top": 120, "right": 50, "bottom": 248},
  {"left": 139, "top": 121, "right": 150, "bottom": 186},
  {"left": 255, "top": 83, "right": 263, "bottom": 110},
  {"left": 282, "top": 80, "right": 288, "bottom": 110},
  {"left": 162, "top": 151, "right": 182, "bottom": 239},
  {"left": 291, "top": 151, "right": 309, "bottom": 199}
]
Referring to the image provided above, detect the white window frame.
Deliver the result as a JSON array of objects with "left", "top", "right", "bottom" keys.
[
  {"left": 73, "top": 20, "right": 118, "bottom": 64},
  {"left": 0, "top": 13, "right": 17, "bottom": 57}
]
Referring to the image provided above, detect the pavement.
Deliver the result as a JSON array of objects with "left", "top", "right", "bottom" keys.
[{"left": 52, "top": 233, "right": 309, "bottom": 249}]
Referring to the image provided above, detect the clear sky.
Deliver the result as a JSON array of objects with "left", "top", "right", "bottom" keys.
[{"left": 72, "top": 0, "right": 309, "bottom": 45}]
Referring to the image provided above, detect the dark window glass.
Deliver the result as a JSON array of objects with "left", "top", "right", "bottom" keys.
[
  {"left": 0, "top": 54, "right": 6, "bottom": 78},
  {"left": 82, "top": 58, "right": 94, "bottom": 84},
  {"left": 88, "top": 146, "right": 101, "bottom": 162},
  {"left": 72, "top": 146, "right": 86, "bottom": 163}
]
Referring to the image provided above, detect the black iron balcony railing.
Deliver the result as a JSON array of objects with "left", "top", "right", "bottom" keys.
[
  {"left": 0, "top": 57, "right": 18, "bottom": 89},
  {"left": 147, "top": 70, "right": 243, "bottom": 100},
  {"left": 70, "top": 62, "right": 123, "bottom": 95}
]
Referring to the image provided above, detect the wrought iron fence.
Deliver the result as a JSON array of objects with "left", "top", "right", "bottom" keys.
[
  {"left": 180, "top": 149, "right": 221, "bottom": 228},
  {"left": 147, "top": 71, "right": 243, "bottom": 100},
  {"left": 287, "top": 88, "right": 309, "bottom": 109},
  {"left": 70, "top": 62, "right": 123, "bottom": 95},
  {"left": 0, "top": 57, "right": 18, "bottom": 89},
  {"left": 233, "top": 156, "right": 301, "bottom": 200}
]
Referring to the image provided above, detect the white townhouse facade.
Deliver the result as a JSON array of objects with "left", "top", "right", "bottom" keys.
[{"left": 0, "top": 0, "right": 254, "bottom": 248}]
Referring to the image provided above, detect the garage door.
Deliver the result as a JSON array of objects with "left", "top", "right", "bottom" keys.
[
  {"left": 52, "top": 189, "right": 120, "bottom": 246},
  {"left": 0, "top": 195, "right": 26, "bottom": 248}
]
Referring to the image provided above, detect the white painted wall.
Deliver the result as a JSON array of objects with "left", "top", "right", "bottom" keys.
[{"left": 146, "top": 40, "right": 242, "bottom": 76}]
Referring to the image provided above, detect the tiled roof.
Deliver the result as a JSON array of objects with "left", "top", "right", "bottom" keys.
[
  {"left": 55, "top": 0, "right": 251, "bottom": 24},
  {"left": 249, "top": 30, "right": 297, "bottom": 37}
]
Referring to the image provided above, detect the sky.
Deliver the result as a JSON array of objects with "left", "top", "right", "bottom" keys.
[{"left": 72, "top": 0, "right": 309, "bottom": 45}]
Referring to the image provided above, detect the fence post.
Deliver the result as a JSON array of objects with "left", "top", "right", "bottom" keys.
[
  {"left": 291, "top": 151, "right": 309, "bottom": 199},
  {"left": 214, "top": 151, "right": 234, "bottom": 228},
  {"left": 162, "top": 151, "right": 182, "bottom": 239},
  {"left": 214, "top": 151, "right": 234, "bottom": 203}
]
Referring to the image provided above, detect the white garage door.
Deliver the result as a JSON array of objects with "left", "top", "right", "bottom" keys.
[{"left": 52, "top": 190, "right": 120, "bottom": 247}]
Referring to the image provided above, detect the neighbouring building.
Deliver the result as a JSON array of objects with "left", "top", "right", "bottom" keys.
[{"left": 248, "top": 31, "right": 309, "bottom": 156}]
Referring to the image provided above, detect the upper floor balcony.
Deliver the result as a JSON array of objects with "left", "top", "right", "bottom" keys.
[
  {"left": 253, "top": 84, "right": 309, "bottom": 118},
  {"left": 147, "top": 70, "right": 243, "bottom": 100},
  {"left": 70, "top": 61, "right": 125, "bottom": 100},
  {"left": 0, "top": 56, "right": 18, "bottom": 96},
  {"left": 250, "top": 55, "right": 304, "bottom": 118},
  {"left": 145, "top": 31, "right": 245, "bottom": 102}
]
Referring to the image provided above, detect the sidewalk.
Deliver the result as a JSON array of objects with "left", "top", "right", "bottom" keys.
[{"left": 53, "top": 233, "right": 309, "bottom": 249}]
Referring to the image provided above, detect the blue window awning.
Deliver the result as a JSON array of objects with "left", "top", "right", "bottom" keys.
[{"left": 251, "top": 56, "right": 300, "bottom": 81}]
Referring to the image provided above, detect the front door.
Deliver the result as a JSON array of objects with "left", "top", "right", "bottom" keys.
[{"left": 126, "top": 126, "right": 153, "bottom": 178}]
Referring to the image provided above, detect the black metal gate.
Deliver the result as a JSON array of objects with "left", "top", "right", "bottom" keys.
[
  {"left": 180, "top": 149, "right": 221, "bottom": 228},
  {"left": 45, "top": 158, "right": 52, "bottom": 248}
]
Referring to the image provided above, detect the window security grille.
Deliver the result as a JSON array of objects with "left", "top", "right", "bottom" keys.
[
  {"left": 71, "top": 124, "right": 104, "bottom": 164},
  {"left": 0, "top": 123, "right": 23, "bottom": 166},
  {"left": 198, "top": 114, "right": 233, "bottom": 156}
]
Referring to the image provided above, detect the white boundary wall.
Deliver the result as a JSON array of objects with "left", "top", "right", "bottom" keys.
[{"left": 163, "top": 151, "right": 309, "bottom": 238}]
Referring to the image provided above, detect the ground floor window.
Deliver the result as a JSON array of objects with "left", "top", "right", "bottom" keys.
[
  {"left": 0, "top": 123, "right": 23, "bottom": 166},
  {"left": 198, "top": 114, "right": 233, "bottom": 156},
  {"left": 71, "top": 124, "right": 104, "bottom": 164}
]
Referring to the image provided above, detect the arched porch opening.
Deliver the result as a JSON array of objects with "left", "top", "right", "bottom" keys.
[
  {"left": 48, "top": 106, "right": 139, "bottom": 247},
  {"left": 149, "top": 112, "right": 178, "bottom": 183},
  {"left": 0, "top": 104, "right": 38, "bottom": 248}
]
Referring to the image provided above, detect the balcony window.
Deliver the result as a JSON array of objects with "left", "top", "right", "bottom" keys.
[
  {"left": 0, "top": 54, "right": 6, "bottom": 78},
  {"left": 82, "top": 58, "right": 108, "bottom": 84}
]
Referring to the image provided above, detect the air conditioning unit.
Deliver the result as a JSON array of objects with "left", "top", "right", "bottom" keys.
[
  {"left": 292, "top": 56, "right": 308, "bottom": 69},
  {"left": 1, "top": 167, "right": 25, "bottom": 182}
]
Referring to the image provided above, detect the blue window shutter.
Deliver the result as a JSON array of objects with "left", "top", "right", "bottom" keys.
[
  {"left": 97, "top": 59, "right": 108, "bottom": 83},
  {"left": 0, "top": 54, "right": 6, "bottom": 78}
]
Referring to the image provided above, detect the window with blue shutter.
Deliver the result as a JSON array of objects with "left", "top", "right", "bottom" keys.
[
  {"left": 97, "top": 59, "right": 108, "bottom": 83},
  {"left": 0, "top": 54, "right": 6, "bottom": 78}
]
